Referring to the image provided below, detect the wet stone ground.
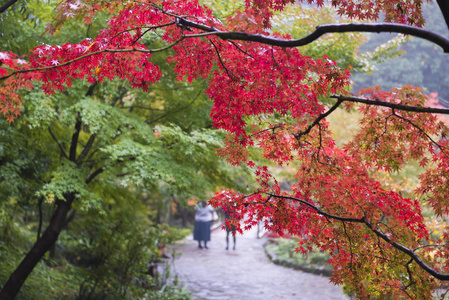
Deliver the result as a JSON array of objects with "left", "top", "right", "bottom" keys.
[{"left": 173, "top": 226, "right": 349, "bottom": 300}]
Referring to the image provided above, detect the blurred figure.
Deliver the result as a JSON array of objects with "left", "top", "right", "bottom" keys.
[
  {"left": 224, "top": 207, "right": 236, "bottom": 250},
  {"left": 194, "top": 201, "right": 214, "bottom": 249}
]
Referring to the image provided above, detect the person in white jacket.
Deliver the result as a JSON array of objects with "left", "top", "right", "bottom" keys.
[{"left": 193, "top": 201, "right": 214, "bottom": 249}]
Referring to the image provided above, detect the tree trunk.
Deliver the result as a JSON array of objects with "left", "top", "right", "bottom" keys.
[{"left": 0, "top": 193, "right": 75, "bottom": 300}]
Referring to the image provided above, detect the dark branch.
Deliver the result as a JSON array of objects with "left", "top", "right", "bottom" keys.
[
  {"left": 116, "top": 172, "right": 131, "bottom": 177},
  {"left": 331, "top": 95, "right": 449, "bottom": 114},
  {"left": 0, "top": 0, "right": 18, "bottom": 13},
  {"left": 228, "top": 40, "right": 255, "bottom": 58},
  {"left": 85, "top": 167, "right": 104, "bottom": 184},
  {"left": 4, "top": 18, "right": 448, "bottom": 85},
  {"left": 342, "top": 222, "right": 355, "bottom": 271},
  {"left": 76, "top": 134, "right": 97, "bottom": 166},
  {"left": 121, "top": 105, "right": 163, "bottom": 111},
  {"left": 436, "top": 0, "right": 449, "bottom": 32},
  {"left": 69, "top": 116, "right": 82, "bottom": 162},
  {"left": 293, "top": 99, "right": 343, "bottom": 140},
  {"left": 179, "top": 19, "right": 449, "bottom": 53},
  {"left": 62, "top": 209, "right": 76, "bottom": 228},
  {"left": 403, "top": 258, "right": 415, "bottom": 290},
  {"left": 265, "top": 193, "right": 364, "bottom": 223},
  {"left": 146, "top": 88, "right": 203, "bottom": 124},
  {"left": 70, "top": 84, "right": 96, "bottom": 162},
  {"left": 109, "top": 22, "right": 176, "bottom": 42},
  {"left": 210, "top": 40, "right": 239, "bottom": 81},
  {"left": 250, "top": 124, "right": 285, "bottom": 138},
  {"left": 36, "top": 197, "right": 43, "bottom": 241},
  {"left": 85, "top": 156, "right": 136, "bottom": 184}
]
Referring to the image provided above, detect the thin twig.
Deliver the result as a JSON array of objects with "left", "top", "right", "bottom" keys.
[
  {"left": 210, "top": 39, "right": 240, "bottom": 81},
  {"left": 293, "top": 99, "right": 343, "bottom": 140},
  {"left": 392, "top": 111, "right": 449, "bottom": 158},
  {"left": 109, "top": 22, "right": 175, "bottom": 42}
]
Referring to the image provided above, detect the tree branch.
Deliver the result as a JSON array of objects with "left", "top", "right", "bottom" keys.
[
  {"left": 392, "top": 112, "right": 449, "bottom": 157},
  {"left": 85, "top": 167, "right": 104, "bottom": 184},
  {"left": 293, "top": 99, "right": 343, "bottom": 140},
  {"left": 403, "top": 258, "right": 416, "bottom": 290},
  {"left": 263, "top": 192, "right": 449, "bottom": 281},
  {"left": 70, "top": 84, "right": 96, "bottom": 162},
  {"left": 265, "top": 193, "right": 364, "bottom": 223},
  {"left": 331, "top": 95, "right": 449, "bottom": 114},
  {"left": 110, "top": 22, "right": 176, "bottom": 42},
  {"left": 69, "top": 116, "right": 82, "bottom": 162},
  {"left": 85, "top": 156, "right": 136, "bottom": 184},
  {"left": 36, "top": 197, "right": 43, "bottom": 241},
  {"left": 436, "top": 0, "right": 449, "bottom": 32},
  {"left": 76, "top": 133, "right": 97, "bottom": 166},
  {"left": 121, "top": 105, "right": 163, "bottom": 111},
  {"left": 210, "top": 39, "right": 239, "bottom": 81},
  {"left": 146, "top": 88, "right": 203, "bottom": 124},
  {"left": 3, "top": 19, "right": 449, "bottom": 84},
  {"left": 178, "top": 19, "right": 449, "bottom": 53},
  {"left": 0, "top": 0, "right": 18, "bottom": 13},
  {"left": 0, "top": 38, "right": 185, "bottom": 81}
]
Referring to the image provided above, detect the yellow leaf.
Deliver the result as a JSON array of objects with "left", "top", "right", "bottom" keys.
[{"left": 84, "top": 41, "right": 97, "bottom": 53}]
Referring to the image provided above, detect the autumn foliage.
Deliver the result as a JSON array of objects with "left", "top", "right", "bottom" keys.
[{"left": 2, "top": 0, "right": 449, "bottom": 298}]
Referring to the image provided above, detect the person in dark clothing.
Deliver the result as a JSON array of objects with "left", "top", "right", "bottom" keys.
[{"left": 193, "top": 201, "right": 214, "bottom": 249}]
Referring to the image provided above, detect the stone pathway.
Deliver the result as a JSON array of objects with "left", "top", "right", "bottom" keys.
[{"left": 173, "top": 225, "right": 349, "bottom": 300}]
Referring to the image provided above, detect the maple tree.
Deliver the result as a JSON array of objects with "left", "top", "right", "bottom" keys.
[{"left": 2, "top": 0, "right": 449, "bottom": 299}]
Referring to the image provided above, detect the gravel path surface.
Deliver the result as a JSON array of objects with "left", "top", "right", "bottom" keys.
[{"left": 173, "top": 226, "right": 349, "bottom": 300}]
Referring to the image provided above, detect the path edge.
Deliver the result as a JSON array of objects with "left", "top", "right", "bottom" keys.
[{"left": 263, "top": 239, "right": 333, "bottom": 277}]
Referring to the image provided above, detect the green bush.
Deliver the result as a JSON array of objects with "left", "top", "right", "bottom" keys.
[
  {"left": 0, "top": 200, "right": 192, "bottom": 300},
  {"left": 267, "top": 237, "right": 333, "bottom": 273}
]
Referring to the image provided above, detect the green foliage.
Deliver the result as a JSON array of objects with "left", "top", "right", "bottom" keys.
[
  {"left": 0, "top": 118, "right": 50, "bottom": 204},
  {"left": 58, "top": 190, "right": 190, "bottom": 300},
  {"left": 0, "top": 76, "right": 229, "bottom": 296},
  {"left": 0, "top": 1, "right": 245, "bottom": 298},
  {"left": 0, "top": 0, "right": 50, "bottom": 54},
  {"left": 0, "top": 0, "right": 109, "bottom": 54},
  {"left": 199, "top": 0, "right": 244, "bottom": 21},
  {"left": 0, "top": 208, "right": 82, "bottom": 299},
  {"left": 272, "top": 4, "right": 368, "bottom": 71},
  {"left": 37, "top": 161, "right": 102, "bottom": 209},
  {"left": 0, "top": 188, "right": 193, "bottom": 300}
]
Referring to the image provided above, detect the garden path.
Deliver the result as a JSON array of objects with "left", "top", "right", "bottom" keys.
[{"left": 173, "top": 225, "right": 349, "bottom": 300}]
